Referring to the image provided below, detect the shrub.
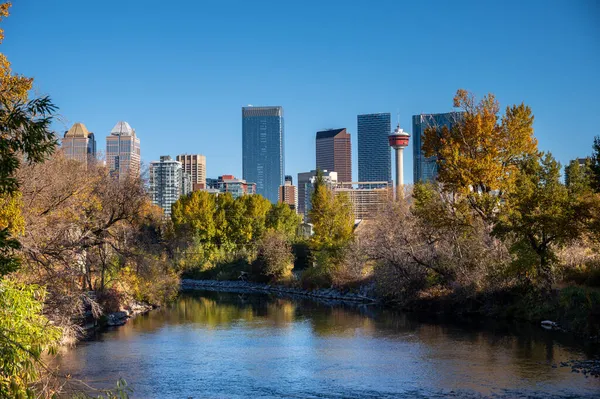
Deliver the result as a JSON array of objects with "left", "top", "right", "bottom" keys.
[
  {"left": 300, "top": 265, "right": 333, "bottom": 290},
  {"left": 252, "top": 230, "right": 294, "bottom": 282},
  {"left": 558, "top": 286, "right": 600, "bottom": 336}
]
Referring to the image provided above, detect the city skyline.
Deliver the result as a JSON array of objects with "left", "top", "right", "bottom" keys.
[{"left": 7, "top": 1, "right": 598, "bottom": 184}]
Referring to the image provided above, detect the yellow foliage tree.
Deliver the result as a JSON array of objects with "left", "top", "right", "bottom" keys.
[{"left": 422, "top": 89, "right": 538, "bottom": 219}]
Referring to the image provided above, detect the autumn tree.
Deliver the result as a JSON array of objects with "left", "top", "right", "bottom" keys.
[
  {"left": 422, "top": 89, "right": 538, "bottom": 219},
  {"left": 308, "top": 179, "right": 354, "bottom": 270},
  {"left": 0, "top": 3, "right": 62, "bottom": 397},
  {"left": 494, "top": 153, "right": 585, "bottom": 288}
]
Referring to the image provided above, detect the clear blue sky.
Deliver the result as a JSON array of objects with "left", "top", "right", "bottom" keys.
[{"left": 3, "top": 0, "right": 599, "bottom": 183}]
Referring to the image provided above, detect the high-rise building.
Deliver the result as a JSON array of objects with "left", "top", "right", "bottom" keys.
[
  {"left": 106, "top": 121, "right": 141, "bottom": 179},
  {"left": 181, "top": 171, "right": 193, "bottom": 197},
  {"left": 279, "top": 175, "right": 297, "bottom": 211},
  {"left": 242, "top": 106, "right": 284, "bottom": 203},
  {"left": 61, "top": 122, "right": 96, "bottom": 167},
  {"left": 297, "top": 170, "right": 316, "bottom": 217},
  {"left": 176, "top": 154, "right": 206, "bottom": 191},
  {"left": 412, "top": 112, "right": 462, "bottom": 183},
  {"left": 316, "top": 128, "right": 352, "bottom": 182},
  {"left": 149, "top": 156, "right": 185, "bottom": 216},
  {"left": 357, "top": 113, "right": 392, "bottom": 183}
]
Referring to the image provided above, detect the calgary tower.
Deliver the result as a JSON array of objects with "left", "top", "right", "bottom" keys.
[{"left": 388, "top": 123, "right": 410, "bottom": 199}]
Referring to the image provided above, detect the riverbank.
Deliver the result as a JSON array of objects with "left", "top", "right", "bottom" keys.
[
  {"left": 81, "top": 298, "right": 155, "bottom": 334},
  {"left": 181, "top": 279, "right": 378, "bottom": 304},
  {"left": 181, "top": 279, "right": 600, "bottom": 341}
]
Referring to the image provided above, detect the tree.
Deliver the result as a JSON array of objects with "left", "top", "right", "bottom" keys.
[
  {"left": 0, "top": 280, "right": 61, "bottom": 398},
  {"left": 0, "top": 4, "right": 62, "bottom": 396},
  {"left": 422, "top": 89, "right": 538, "bottom": 219},
  {"left": 590, "top": 136, "right": 600, "bottom": 192},
  {"left": 266, "top": 202, "right": 301, "bottom": 241},
  {"left": 494, "top": 153, "right": 582, "bottom": 288},
  {"left": 565, "top": 158, "right": 593, "bottom": 195},
  {"left": 308, "top": 182, "right": 354, "bottom": 269}
]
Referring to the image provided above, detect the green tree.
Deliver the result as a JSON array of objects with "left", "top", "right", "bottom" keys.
[
  {"left": 266, "top": 202, "right": 301, "bottom": 241},
  {"left": 494, "top": 153, "right": 582, "bottom": 288},
  {"left": 0, "top": 280, "right": 61, "bottom": 398},
  {"left": 590, "top": 135, "right": 600, "bottom": 192},
  {"left": 422, "top": 89, "right": 538, "bottom": 220},
  {"left": 565, "top": 158, "right": 593, "bottom": 195}
]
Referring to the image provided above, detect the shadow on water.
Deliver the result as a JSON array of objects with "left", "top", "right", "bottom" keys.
[{"left": 59, "top": 290, "right": 600, "bottom": 399}]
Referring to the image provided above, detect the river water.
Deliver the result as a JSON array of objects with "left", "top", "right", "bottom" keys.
[{"left": 56, "top": 290, "right": 600, "bottom": 398}]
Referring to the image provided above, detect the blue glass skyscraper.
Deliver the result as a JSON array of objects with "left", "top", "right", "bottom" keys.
[
  {"left": 242, "top": 106, "right": 284, "bottom": 203},
  {"left": 412, "top": 112, "right": 462, "bottom": 183},
  {"left": 357, "top": 113, "right": 391, "bottom": 183}
]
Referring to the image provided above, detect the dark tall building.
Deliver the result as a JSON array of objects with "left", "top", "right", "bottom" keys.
[
  {"left": 315, "top": 128, "right": 352, "bottom": 182},
  {"left": 412, "top": 112, "right": 462, "bottom": 183},
  {"left": 357, "top": 113, "right": 391, "bottom": 183},
  {"left": 242, "top": 106, "right": 284, "bottom": 203}
]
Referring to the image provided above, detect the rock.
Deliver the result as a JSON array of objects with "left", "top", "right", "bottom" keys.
[
  {"left": 106, "top": 312, "right": 128, "bottom": 326},
  {"left": 541, "top": 320, "right": 559, "bottom": 330}
]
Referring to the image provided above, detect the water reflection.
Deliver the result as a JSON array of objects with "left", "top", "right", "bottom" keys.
[{"left": 57, "top": 291, "right": 600, "bottom": 398}]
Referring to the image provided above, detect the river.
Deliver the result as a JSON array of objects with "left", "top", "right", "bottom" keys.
[{"left": 56, "top": 290, "right": 600, "bottom": 398}]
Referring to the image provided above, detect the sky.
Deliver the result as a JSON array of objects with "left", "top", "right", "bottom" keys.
[{"left": 3, "top": 0, "right": 599, "bottom": 184}]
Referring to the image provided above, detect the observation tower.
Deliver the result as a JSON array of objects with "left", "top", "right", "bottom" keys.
[{"left": 388, "top": 124, "right": 410, "bottom": 199}]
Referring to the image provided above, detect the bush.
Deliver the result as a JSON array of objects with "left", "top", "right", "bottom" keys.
[
  {"left": 558, "top": 286, "right": 600, "bottom": 336},
  {"left": 300, "top": 266, "right": 333, "bottom": 290},
  {"left": 118, "top": 262, "right": 179, "bottom": 306},
  {"left": 252, "top": 230, "right": 294, "bottom": 282},
  {"left": 562, "top": 259, "right": 600, "bottom": 287},
  {"left": 96, "top": 288, "right": 125, "bottom": 313}
]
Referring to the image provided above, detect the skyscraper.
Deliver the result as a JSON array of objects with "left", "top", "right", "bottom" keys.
[
  {"left": 149, "top": 156, "right": 183, "bottom": 216},
  {"left": 315, "top": 128, "right": 352, "bottom": 182},
  {"left": 297, "top": 170, "right": 316, "bottom": 217},
  {"left": 242, "top": 106, "right": 284, "bottom": 203},
  {"left": 61, "top": 122, "right": 96, "bottom": 167},
  {"left": 176, "top": 154, "right": 206, "bottom": 190},
  {"left": 106, "top": 121, "right": 141, "bottom": 179},
  {"left": 357, "top": 113, "right": 391, "bottom": 183},
  {"left": 412, "top": 112, "right": 461, "bottom": 183}
]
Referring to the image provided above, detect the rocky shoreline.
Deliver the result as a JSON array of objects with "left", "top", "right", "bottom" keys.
[
  {"left": 82, "top": 300, "right": 155, "bottom": 332},
  {"left": 181, "top": 279, "right": 378, "bottom": 304}
]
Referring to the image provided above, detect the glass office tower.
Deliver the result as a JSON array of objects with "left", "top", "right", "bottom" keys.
[
  {"left": 242, "top": 106, "right": 284, "bottom": 203},
  {"left": 412, "top": 112, "right": 462, "bottom": 183},
  {"left": 357, "top": 113, "right": 391, "bottom": 183}
]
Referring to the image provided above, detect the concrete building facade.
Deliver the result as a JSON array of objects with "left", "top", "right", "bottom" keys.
[{"left": 176, "top": 154, "right": 206, "bottom": 191}]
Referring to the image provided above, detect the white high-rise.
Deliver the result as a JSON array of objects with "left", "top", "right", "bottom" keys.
[
  {"left": 106, "top": 121, "right": 141, "bottom": 179},
  {"left": 149, "top": 156, "right": 191, "bottom": 216}
]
